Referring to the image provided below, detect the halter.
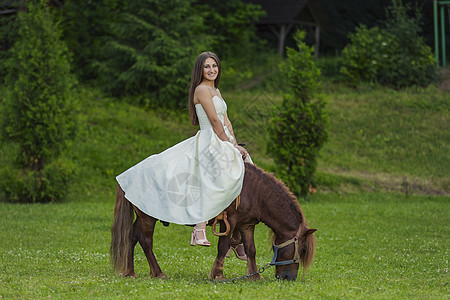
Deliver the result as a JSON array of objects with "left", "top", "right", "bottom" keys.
[{"left": 270, "top": 223, "right": 303, "bottom": 266}]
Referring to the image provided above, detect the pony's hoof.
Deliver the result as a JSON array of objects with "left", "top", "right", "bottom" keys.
[
  {"left": 209, "top": 272, "right": 226, "bottom": 281},
  {"left": 150, "top": 272, "right": 167, "bottom": 279},
  {"left": 246, "top": 273, "right": 262, "bottom": 281},
  {"left": 121, "top": 271, "right": 137, "bottom": 278},
  {"left": 213, "top": 275, "right": 227, "bottom": 281}
]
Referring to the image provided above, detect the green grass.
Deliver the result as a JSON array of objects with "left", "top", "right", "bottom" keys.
[
  {"left": 318, "top": 85, "right": 449, "bottom": 192},
  {"left": 223, "top": 85, "right": 449, "bottom": 195},
  {"left": 0, "top": 193, "right": 448, "bottom": 298}
]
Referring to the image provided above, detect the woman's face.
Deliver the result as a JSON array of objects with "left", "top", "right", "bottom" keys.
[{"left": 202, "top": 57, "right": 218, "bottom": 82}]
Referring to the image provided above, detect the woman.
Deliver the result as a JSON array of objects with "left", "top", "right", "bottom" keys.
[{"left": 116, "top": 52, "right": 250, "bottom": 254}]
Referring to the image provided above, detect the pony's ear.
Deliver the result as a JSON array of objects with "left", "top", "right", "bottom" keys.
[{"left": 305, "top": 228, "right": 317, "bottom": 236}]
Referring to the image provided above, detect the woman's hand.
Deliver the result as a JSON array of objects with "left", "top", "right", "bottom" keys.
[{"left": 234, "top": 145, "right": 247, "bottom": 160}]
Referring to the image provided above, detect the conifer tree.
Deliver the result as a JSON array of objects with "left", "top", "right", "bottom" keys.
[
  {"left": 1, "top": 0, "right": 77, "bottom": 203},
  {"left": 98, "top": 0, "right": 210, "bottom": 108}
]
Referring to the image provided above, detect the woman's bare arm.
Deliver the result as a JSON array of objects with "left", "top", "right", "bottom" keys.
[{"left": 223, "top": 113, "right": 238, "bottom": 146}]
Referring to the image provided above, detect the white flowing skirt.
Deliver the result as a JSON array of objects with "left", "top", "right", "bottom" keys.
[{"left": 116, "top": 126, "right": 245, "bottom": 225}]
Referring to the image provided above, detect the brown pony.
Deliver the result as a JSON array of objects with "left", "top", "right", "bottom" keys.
[{"left": 110, "top": 163, "right": 317, "bottom": 281}]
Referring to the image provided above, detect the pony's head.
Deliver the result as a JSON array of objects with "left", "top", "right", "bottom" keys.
[
  {"left": 271, "top": 227, "right": 317, "bottom": 281},
  {"left": 245, "top": 163, "right": 317, "bottom": 281}
]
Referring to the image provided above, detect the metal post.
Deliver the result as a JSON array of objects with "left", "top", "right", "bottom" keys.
[
  {"left": 434, "top": 0, "right": 440, "bottom": 65},
  {"left": 278, "top": 24, "right": 287, "bottom": 56},
  {"left": 441, "top": 5, "right": 447, "bottom": 67},
  {"left": 315, "top": 25, "right": 320, "bottom": 60}
]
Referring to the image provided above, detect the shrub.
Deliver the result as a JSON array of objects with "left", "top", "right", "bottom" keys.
[
  {"left": 381, "top": 0, "right": 437, "bottom": 87},
  {"left": 340, "top": 26, "right": 397, "bottom": 85},
  {"left": 0, "top": 159, "right": 76, "bottom": 203},
  {"left": 340, "top": 0, "right": 437, "bottom": 88},
  {"left": 268, "top": 30, "right": 328, "bottom": 197},
  {"left": 0, "top": 0, "right": 77, "bottom": 203}
]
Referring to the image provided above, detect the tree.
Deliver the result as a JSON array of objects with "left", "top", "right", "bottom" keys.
[
  {"left": 96, "top": 0, "right": 212, "bottom": 108},
  {"left": 0, "top": 0, "right": 77, "bottom": 203},
  {"left": 0, "top": 0, "right": 22, "bottom": 80},
  {"left": 194, "top": 0, "right": 265, "bottom": 88},
  {"left": 268, "top": 30, "right": 328, "bottom": 197},
  {"left": 60, "top": 0, "right": 120, "bottom": 81},
  {"left": 195, "top": 0, "right": 264, "bottom": 60}
]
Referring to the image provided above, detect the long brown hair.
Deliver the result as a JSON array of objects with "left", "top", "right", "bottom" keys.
[{"left": 188, "top": 51, "right": 221, "bottom": 126}]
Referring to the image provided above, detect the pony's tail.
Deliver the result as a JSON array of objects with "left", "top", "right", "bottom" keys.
[{"left": 110, "top": 184, "right": 134, "bottom": 275}]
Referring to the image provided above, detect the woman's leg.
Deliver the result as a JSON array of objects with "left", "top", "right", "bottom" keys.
[{"left": 191, "top": 222, "right": 211, "bottom": 246}]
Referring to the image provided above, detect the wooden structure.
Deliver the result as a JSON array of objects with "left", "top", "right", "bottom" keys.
[
  {"left": 0, "top": 0, "right": 20, "bottom": 15},
  {"left": 243, "top": 0, "right": 328, "bottom": 57},
  {"left": 0, "top": 0, "right": 62, "bottom": 15}
]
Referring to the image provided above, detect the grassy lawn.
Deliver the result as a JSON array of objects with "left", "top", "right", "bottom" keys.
[{"left": 1, "top": 192, "right": 448, "bottom": 299}]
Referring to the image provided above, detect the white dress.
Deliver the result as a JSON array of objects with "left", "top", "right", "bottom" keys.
[{"left": 116, "top": 95, "right": 245, "bottom": 225}]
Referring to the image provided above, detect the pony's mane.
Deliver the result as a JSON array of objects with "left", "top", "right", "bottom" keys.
[{"left": 245, "top": 163, "right": 305, "bottom": 222}]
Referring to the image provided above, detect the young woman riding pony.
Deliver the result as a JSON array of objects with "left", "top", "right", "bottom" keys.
[{"left": 116, "top": 51, "right": 250, "bottom": 258}]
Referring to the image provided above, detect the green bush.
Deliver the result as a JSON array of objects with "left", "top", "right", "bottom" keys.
[
  {"left": 268, "top": 30, "right": 328, "bottom": 197},
  {"left": 0, "top": 159, "right": 76, "bottom": 203},
  {"left": 0, "top": 0, "right": 77, "bottom": 203},
  {"left": 381, "top": 0, "right": 437, "bottom": 87},
  {"left": 340, "top": 0, "right": 437, "bottom": 88},
  {"left": 340, "top": 26, "right": 397, "bottom": 85}
]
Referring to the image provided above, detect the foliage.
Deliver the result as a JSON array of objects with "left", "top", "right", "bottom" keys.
[
  {"left": 0, "top": 158, "right": 76, "bottom": 203},
  {"left": 340, "top": 0, "right": 437, "bottom": 88},
  {"left": 316, "top": 0, "right": 436, "bottom": 55},
  {"left": 0, "top": 0, "right": 77, "bottom": 203},
  {"left": 56, "top": 0, "right": 265, "bottom": 101},
  {"left": 340, "top": 25, "right": 396, "bottom": 85},
  {"left": 0, "top": 1, "right": 22, "bottom": 80},
  {"left": 318, "top": 0, "right": 398, "bottom": 52},
  {"left": 95, "top": 0, "right": 212, "bottom": 109},
  {"left": 60, "top": 0, "right": 120, "bottom": 81},
  {"left": 195, "top": 0, "right": 266, "bottom": 89},
  {"left": 381, "top": 0, "right": 438, "bottom": 87},
  {"left": 268, "top": 30, "right": 328, "bottom": 197},
  {"left": 315, "top": 55, "right": 345, "bottom": 83},
  {"left": 195, "top": 0, "right": 264, "bottom": 59}
]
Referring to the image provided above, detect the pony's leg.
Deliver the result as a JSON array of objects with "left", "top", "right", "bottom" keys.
[
  {"left": 209, "top": 221, "right": 233, "bottom": 281},
  {"left": 241, "top": 224, "right": 261, "bottom": 280},
  {"left": 134, "top": 209, "right": 167, "bottom": 279},
  {"left": 230, "top": 228, "right": 243, "bottom": 244}
]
